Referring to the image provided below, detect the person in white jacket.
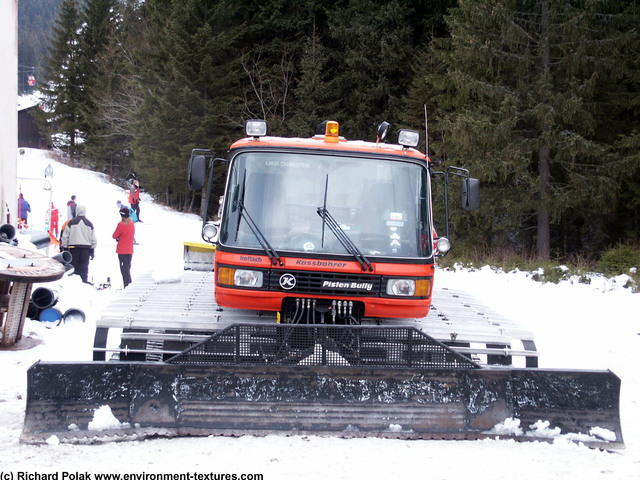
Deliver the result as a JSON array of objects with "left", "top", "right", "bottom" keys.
[{"left": 61, "top": 205, "right": 97, "bottom": 283}]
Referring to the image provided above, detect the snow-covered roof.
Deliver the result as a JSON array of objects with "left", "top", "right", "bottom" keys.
[{"left": 17, "top": 94, "right": 40, "bottom": 111}]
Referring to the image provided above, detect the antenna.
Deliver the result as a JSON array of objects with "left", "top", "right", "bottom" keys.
[{"left": 423, "top": 104, "right": 429, "bottom": 159}]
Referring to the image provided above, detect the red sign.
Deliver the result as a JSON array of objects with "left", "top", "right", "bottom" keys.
[{"left": 28, "top": 75, "right": 36, "bottom": 86}]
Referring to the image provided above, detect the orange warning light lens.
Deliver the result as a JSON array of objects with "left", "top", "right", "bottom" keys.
[{"left": 324, "top": 121, "right": 339, "bottom": 143}]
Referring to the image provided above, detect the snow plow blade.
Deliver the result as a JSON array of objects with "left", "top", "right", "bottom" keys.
[
  {"left": 21, "top": 325, "right": 623, "bottom": 448},
  {"left": 183, "top": 241, "right": 215, "bottom": 271}
]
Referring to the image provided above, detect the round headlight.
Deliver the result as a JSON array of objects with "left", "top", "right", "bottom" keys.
[
  {"left": 436, "top": 237, "right": 451, "bottom": 255},
  {"left": 202, "top": 222, "right": 219, "bottom": 242}
]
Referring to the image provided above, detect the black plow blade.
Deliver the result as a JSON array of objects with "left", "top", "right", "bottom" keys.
[{"left": 21, "top": 361, "right": 623, "bottom": 448}]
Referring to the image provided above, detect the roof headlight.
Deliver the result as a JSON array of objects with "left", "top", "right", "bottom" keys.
[
  {"left": 245, "top": 120, "right": 268, "bottom": 137},
  {"left": 377, "top": 121, "right": 391, "bottom": 143},
  {"left": 398, "top": 129, "right": 420, "bottom": 148}
]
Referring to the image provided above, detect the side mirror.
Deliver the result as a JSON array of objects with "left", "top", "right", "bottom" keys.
[
  {"left": 188, "top": 155, "right": 207, "bottom": 191},
  {"left": 461, "top": 178, "right": 480, "bottom": 212}
]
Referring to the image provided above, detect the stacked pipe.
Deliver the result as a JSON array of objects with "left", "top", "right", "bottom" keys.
[
  {"left": 0, "top": 223, "right": 17, "bottom": 245},
  {"left": 30, "top": 286, "right": 60, "bottom": 323},
  {"left": 53, "top": 250, "right": 74, "bottom": 273},
  {"left": 28, "top": 286, "right": 85, "bottom": 325},
  {"left": 24, "top": 250, "right": 83, "bottom": 325}
]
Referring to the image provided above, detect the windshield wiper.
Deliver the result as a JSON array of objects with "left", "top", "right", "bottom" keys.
[
  {"left": 236, "top": 200, "right": 283, "bottom": 266},
  {"left": 233, "top": 171, "right": 282, "bottom": 266},
  {"left": 317, "top": 206, "right": 373, "bottom": 272}
]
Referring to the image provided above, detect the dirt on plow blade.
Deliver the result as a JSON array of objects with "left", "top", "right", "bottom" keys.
[{"left": 21, "top": 361, "right": 623, "bottom": 448}]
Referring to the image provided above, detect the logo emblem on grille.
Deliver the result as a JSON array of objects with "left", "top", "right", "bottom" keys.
[{"left": 279, "top": 273, "right": 296, "bottom": 290}]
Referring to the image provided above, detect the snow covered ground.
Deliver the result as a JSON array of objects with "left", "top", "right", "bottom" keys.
[{"left": 1, "top": 149, "right": 639, "bottom": 479}]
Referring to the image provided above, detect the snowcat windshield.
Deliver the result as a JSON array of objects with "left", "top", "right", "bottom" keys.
[{"left": 219, "top": 151, "right": 433, "bottom": 258}]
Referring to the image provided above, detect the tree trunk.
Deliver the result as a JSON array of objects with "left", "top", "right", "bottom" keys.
[
  {"left": 537, "top": 144, "right": 551, "bottom": 259},
  {"left": 537, "top": 0, "right": 551, "bottom": 260},
  {"left": 199, "top": 190, "right": 207, "bottom": 220}
]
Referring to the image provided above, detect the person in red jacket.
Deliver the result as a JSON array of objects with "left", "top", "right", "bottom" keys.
[
  {"left": 49, "top": 203, "right": 59, "bottom": 235},
  {"left": 112, "top": 206, "right": 136, "bottom": 288},
  {"left": 129, "top": 179, "right": 141, "bottom": 222}
]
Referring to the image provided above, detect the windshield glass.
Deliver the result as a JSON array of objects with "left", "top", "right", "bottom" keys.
[{"left": 219, "top": 151, "right": 432, "bottom": 258}]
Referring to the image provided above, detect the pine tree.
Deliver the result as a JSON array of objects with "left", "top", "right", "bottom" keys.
[
  {"left": 325, "top": 0, "right": 415, "bottom": 140},
  {"left": 131, "top": 0, "right": 244, "bottom": 209},
  {"left": 38, "top": 0, "right": 83, "bottom": 158},
  {"left": 77, "top": 0, "right": 119, "bottom": 155},
  {"left": 289, "top": 21, "right": 335, "bottom": 136},
  {"left": 83, "top": 0, "right": 143, "bottom": 180},
  {"left": 421, "top": 0, "right": 636, "bottom": 259},
  {"left": 592, "top": 2, "right": 640, "bottom": 247},
  {"left": 231, "top": 0, "right": 319, "bottom": 136}
]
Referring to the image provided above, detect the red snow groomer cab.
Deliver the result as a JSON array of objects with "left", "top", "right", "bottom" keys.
[{"left": 189, "top": 120, "right": 479, "bottom": 325}]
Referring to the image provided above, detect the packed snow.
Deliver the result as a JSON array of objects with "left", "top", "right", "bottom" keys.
[
  {"left": 88, "top": 406, "right": 131, "bottom": 432},
  {"left": 1, "top": 148, "right": 639, "bottom": 479}
]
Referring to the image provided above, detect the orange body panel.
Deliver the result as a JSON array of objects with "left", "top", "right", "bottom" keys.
[{"left": 214, "top": 250, "right": 435, "bottom": 319}]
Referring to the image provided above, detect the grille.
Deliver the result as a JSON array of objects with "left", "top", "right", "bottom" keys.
[
  {"left": 268, "top": 270, "right": 382, "bottom": 296},
  {"left": 168, "top": 323, "right": 479, "bottom": 369}
]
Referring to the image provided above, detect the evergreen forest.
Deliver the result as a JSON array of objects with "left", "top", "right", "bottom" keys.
[{"left": 34, "top": 0, "right": 640, "bottom": 265}]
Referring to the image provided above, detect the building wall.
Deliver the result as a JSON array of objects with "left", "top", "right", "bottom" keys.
[
  {"left": 18, "top": 107, "right": 47, "bottom": 149},
  {"left": 0, "top": 1, "right": 18, "bottom": 224}
]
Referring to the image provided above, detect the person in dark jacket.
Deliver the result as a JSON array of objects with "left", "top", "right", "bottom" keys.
[
  {"left": 129, "top": 180, "right": 141, "bottom": 222},
  {"left": 112, "top": 206, "right": 136, "bottom": 288},
  {"left": 61, "top": 205, "right": 97, "bottom": 283},
  {"left": 67, "top": 195, "right": 77, "bottom": 220},
  {"left": 18, "top": 194, "right": 31, "bottom": 228}
]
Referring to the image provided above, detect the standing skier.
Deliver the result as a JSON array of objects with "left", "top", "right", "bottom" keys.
[
  {"left": 61, "top": 205, "right": 97, "bottom": 283},
  {"left": 66, "top": 195, "right": 77, "bottom": 220},
  {"left": 129, "top": 180, "right": 141, "bottom": 222},
  {"left": 112, "top": 206, "right": 136, "bottom": 288}
]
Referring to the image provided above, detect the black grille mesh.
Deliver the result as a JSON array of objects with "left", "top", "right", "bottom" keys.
[{"left": 168, "top": 323, "right": 479, "bottom": 369}]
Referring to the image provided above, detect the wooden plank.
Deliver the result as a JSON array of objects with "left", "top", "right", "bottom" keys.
[{"left": 0, "top": 243, "right": 65, "bottom": 283}]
